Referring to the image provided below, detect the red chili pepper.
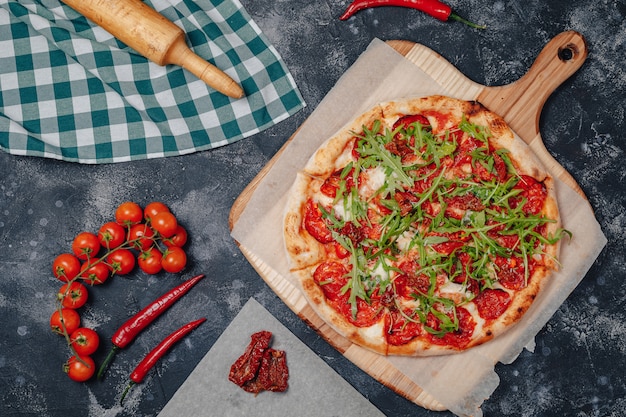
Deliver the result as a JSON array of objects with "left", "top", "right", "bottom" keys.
[
  {"left": 96, "top": 274, "right": 205, "bottom": 380},
  {"left": 120, "top": 317, "right": 206, "bottom": 405},
  {"left": 339, "top": 0, "right": 486, "bottom": 29}
]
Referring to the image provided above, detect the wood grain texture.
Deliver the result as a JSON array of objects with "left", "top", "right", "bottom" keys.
[
  {"left": 60, "top": 0, "right": 244, "bottom": 98},
  {"left": 229, "top": 32, "right": 588, "bottom": 411}
]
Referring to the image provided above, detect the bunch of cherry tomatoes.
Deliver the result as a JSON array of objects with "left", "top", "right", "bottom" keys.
[{"left": 50, "top": 201, "right": 189, "bottom": 382}]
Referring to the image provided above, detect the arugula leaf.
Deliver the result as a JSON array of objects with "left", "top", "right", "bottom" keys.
[
  {"left": 356, "top": 125, "right": 414, "bottom": 190},
  {"left": 315, "top": 116, "right": 570, "bottom": 333},
  {"left": 459, "top": 116, "right": 490, "bottom": 143}
]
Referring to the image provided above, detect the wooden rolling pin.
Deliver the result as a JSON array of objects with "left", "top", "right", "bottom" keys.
[{"left": 61, "top": 0, "right": 244, "bottom": 99}]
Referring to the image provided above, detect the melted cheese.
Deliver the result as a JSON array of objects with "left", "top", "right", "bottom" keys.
[
  {"left": 360, "top": 166, "right": 386, "bottom": 198},
  {"left": 316, "top": 193, "right": 334, "bottom": 207},
  {"left": 369, "top": 259, "right": 391, "bottom": 282},
  {"left": 334, "top": 146, "right": 355, "bottom": 170},
  {"left": 439, "top": 280, "right": 472, "bottom": 300},
  {"left": 396, "top": 230, "right": 415, "bottom": 251},
  {"left": 333, "top": 200, "right": 348, "bottom": 221}
]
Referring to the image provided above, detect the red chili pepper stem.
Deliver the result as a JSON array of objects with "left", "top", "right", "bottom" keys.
[
  {"left": 120, "top": 317, "right": 207, "bottom": 406},
  {"left": 120, "top": 381, "right": 136, "bottom": 406},
  {"left": 96, "top": 345, "right": 119, "bottom": 380},
  {"left": 448, "top": 12, "right": 486, "bottom": 29},
  {"left": 96, "top": 274, "right": 205, "bottom": 380}
]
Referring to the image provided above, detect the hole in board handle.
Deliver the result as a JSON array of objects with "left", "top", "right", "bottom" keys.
[{"left": 558, "top": 44, "right": 577, "bottom": 61}]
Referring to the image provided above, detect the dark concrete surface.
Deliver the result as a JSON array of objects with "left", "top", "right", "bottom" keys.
[{"left": 1, "top": 0, "right": 625, "bottom": 416}]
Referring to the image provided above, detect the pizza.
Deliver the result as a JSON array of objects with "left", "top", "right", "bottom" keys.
[{"left": 283, "top": 95, "right": 569, "bottom": 356}]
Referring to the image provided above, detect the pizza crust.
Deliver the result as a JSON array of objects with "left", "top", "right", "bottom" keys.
[
  {"left": 284, "top": 95, "right": 562, "bottom": 356},
  {"left": 283, "top": 173, "right": 327, "bottom": 270},
  {"left": 302, "top": 105, "right": 384, "bottom": 177}
]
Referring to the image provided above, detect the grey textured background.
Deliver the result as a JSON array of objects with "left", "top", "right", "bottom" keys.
[{"left": 1, "top": 1, "right": 625, "bottom": 416}]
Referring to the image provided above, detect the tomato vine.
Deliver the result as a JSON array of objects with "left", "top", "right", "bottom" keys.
[{"left": 51, "top": 201, "right": 190, "bottom": 382}]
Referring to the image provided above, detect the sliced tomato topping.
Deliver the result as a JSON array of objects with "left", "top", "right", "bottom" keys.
[
  {"left": 474, "top": 288, "right": 511, "bottom": 320},
  {"left": 338, "top": 221, "right": 365, "bottom": 246},
  {"left": 320, "top": 168, "right": 358, "bottom": 199},
  {"left": 427, "top": 307, "right": 475, "bottom": 349},
  {"left": 313, "top": 261, "right": 348, "bottom": 302},
  {"left": 314, "top": 261, "right": 383, "bottom": 327},
  {"left": 394, "top": 191, "right": 419, "bottom": 216},
  {"left": 393, "top": 114, "right": 430, "bottom": 131},
  {"left": 331, "top": 294, "right": 384, "bottom": 328},
  {"left": 444, "top": 194, "right": 485, "bottom": 219},
  {"left": 384, "top": 308, "right": 422, "bottom": 346},
  {"left": 303, "top": 199, "right": 334, "bottom": 244},
  {"left": 492, "top": 153, "right": 508, "bottom": 182},
  {"left": 394, "top": 272, "right": 431, "bottom": 298},
  {"left": 334, "top": 242, "right": 350, "bottom": 259},
  {"left": 495, "top": 256, "right": 531, "bottom": 290},
  {"left": 511, "top": 175, "right": 547, "bottom": 215}
]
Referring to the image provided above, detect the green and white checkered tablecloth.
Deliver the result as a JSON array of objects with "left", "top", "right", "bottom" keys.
[{"left": 0, "top": 0, "right": 305, "bottom": 163}]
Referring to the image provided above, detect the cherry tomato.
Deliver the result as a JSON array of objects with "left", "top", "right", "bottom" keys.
[
  {"left": 50, "top": 308, "right": 81, "bottom": 335},
  {"left": 71, "top": 232, "right": 101, "bottom": 261},
  {"left": 151, "top": 211, "right": 178, "bottom": 238},
  {"left": 52, "top": 253, "right": 82, "bottom": 282},
  {"left": 58, "top": 281, "right": 89, "bottom": 309},
  {"left": 64, "top": 355, "right": 96, "bottom": 382},
  {"left": 161, "top": 246, "right": 187, "bottom": 273},
  {"left": 98, "top": 221, "right": 126, "bottom": 249},
  {"left": 138, "top": 247, "right": 163, "bottom": 275},
  {"left": 106, "top": 248, "right": 136, "bottom": 275},
  {"left": 163, "top": 225, "right": 188, "bottom": 248},
  {"left": 70, "top": 328, "right": 100, "bottom": 356},
  {"left": 128, "top": 223, "right": 155, "bottom": 251},
  {"left": 80, "top": 259, "right": 110, "bottom": 285},
  {"left": 144, "top": 201, "right": 170, "bottom": 221},
  {"left": 115, "top": 201, "right": 143, "bottom": 226}
]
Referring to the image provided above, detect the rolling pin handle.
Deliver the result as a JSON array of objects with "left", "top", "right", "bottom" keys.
[
  {"left": 167, "top": 37, "right": 244, "bottom": 99},
  {"left": 196, "top": 58, "right": 245, "bottom": 100}
]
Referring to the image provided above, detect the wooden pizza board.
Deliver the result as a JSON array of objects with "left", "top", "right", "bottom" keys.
[{"left": 228, "top": 31, "right": 589, "bottom": 411}]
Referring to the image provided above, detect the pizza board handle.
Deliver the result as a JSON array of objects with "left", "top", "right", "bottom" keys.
[
  {"left": 478, "top": 31, "right": 588, "bottom": 144},
  {"left": 478, "top": 31, "right": 588, "bottom": 197}
]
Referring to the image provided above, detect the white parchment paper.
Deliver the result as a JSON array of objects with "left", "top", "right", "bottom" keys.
[{"left": 230, "top": 39, "right": 607, "bottom": 417}]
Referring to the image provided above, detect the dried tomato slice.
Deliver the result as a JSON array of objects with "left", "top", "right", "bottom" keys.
[
  {"left": 228, "top": 331, "right": 272, "bottom": 387},
  {"left": 229, "top": 331, "right": 289, "bottom": 394}
]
